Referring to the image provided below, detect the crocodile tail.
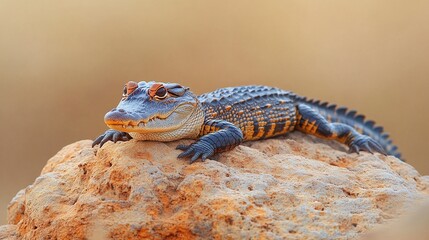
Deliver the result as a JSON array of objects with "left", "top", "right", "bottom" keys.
[{"left": 297, "top": 97, "right": 402, "bottom": 159}]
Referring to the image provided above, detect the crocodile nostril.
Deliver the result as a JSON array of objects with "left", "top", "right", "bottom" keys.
[{"left": 118, "top": 109, "right": 125, "bottom": 113}]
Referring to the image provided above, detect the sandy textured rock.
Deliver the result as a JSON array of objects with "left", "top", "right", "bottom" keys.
[
  {"left": 0, "top": 225, "right": 17, "bottom": 240},
  {"left": 2, "top": 132, "right": 429, "bottom": 239}
]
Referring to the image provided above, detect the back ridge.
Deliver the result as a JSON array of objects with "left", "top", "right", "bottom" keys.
[{"left": 296, "top": 96, "right": 401, "bottom": 159}]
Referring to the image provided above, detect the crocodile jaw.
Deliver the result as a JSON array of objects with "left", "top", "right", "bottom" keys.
[
  {"left": 128, "top": 105, "right": 205, "bottom": 141},
  {"left": 105, "top": 103, "right": 204, "bottom": 141}
]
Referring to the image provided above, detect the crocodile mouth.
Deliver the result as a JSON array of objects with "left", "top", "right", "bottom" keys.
[{"left": 105, "top": 103, "right": 196, "bottom": 133}]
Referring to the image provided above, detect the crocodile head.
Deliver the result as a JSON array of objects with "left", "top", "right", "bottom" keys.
[{"left": 104, "top": 81, "right": 203, "bottom": 139}]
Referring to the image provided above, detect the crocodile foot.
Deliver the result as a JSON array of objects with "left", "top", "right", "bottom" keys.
[
  {"left": 176, "top": 140, "right": 215, "bottom": 163},
  {"left": 348, "top": 135, "right": 387, "bottom": 155},
  {"left": 92, "top": 130, "right": 132, "bottom": 148}
]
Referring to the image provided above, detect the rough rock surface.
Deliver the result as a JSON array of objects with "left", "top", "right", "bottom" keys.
[{"left": 1, "top": 132, "right": 429, "bottom": 239}]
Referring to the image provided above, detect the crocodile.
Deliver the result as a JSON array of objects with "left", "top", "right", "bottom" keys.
[{"left": 92, "top": 81, "right": 400, "bottom": 163}]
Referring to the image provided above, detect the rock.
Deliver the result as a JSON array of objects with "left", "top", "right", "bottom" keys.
[
  {"left": 1, "top": 132, "right": 429, "bottom": 239},
  {"left": 0, "top": 225, "right": 17, "bottom": 240}
]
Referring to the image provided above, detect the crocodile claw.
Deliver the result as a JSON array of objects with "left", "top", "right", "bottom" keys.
[
  {"left": 348, "top": 135, "right": 387, "bottom": 155},
  {"left": 92, "top": 130, "right": 132, "bottom": 148},
  {"left": 176, "top": 141, "right": 215, "bottom": 163}
]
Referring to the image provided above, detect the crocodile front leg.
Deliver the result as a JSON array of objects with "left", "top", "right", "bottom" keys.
[
  {"left": 92, "top": 129, "right": 133, "bottom": 147},
  {"left": 176, "top": 119, "right": 244, "bottom": 163}
]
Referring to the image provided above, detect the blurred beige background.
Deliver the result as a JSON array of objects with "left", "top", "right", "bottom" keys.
[{"left": 1, "top": 0, "right": 429, "bottom": 225}]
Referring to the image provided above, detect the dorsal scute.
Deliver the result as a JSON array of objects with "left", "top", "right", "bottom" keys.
[{"left": 198, "top": 85, "right": 294, "bottom": 106}]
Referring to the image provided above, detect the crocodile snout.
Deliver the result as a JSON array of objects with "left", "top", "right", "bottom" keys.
[{"left": 104, "top": 108, "right": 137, "bottom": 125}]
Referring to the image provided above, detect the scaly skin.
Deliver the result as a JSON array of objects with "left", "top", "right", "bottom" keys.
[{"left": 93, "top": 81, "right": 401, "bottom": 163}]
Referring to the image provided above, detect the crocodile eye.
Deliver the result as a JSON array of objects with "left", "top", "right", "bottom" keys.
[
  {"left": 122, "top": 81, "right": 138, "bottom": 100},
  {"left": 149, "top": 83, "right": 169, "bottom": 100},
  {"left": 122, "top": 85, "right": 127, "bottom": 97},
  {"left": 126, "top": 81, "right": 138, "bottom": 95},
  {"left": 155, "top": 87, "right": 167, "bottom": 99}
]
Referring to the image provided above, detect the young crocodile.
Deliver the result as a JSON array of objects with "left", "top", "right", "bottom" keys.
[{"left": 92, "top": 81, "right": 400, "bottom": 163}]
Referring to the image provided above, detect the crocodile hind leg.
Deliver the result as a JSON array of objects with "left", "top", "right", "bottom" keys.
[{"left": 295, "top": 104, "right": 386, "bottom": 155}]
